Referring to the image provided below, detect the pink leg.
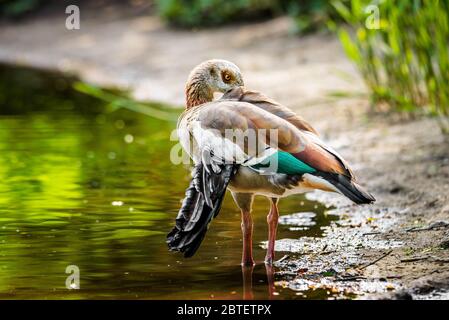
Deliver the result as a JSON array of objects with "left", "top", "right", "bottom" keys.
[
  {"left": 241, "top": 210, "right": 255, "bottom": 266},
  {"left": 265, "top": 198, "right": 279, "bottom": 265}
]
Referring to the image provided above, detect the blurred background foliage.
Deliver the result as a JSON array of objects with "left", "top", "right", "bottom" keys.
[
  {"left": 155, "top": 0, "right": 336, "bottom": 32},
  {"left": 333, "top": 0, "right": 449, "bottom": 124},
  {"left": 156, "top": 0, "right": 281, "bottom": 28},
  {"left": 1, "top": 0, "right": 448, "bottom": 126},
  {"left": 0, "top": 0, "right": 43, "bottom": 17},
  {"left": 0, "top": 0, "right": 337, "bottom": 33}
]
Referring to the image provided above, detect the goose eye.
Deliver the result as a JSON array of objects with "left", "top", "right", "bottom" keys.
[{"left": 223, "top": 73, "right": 231, "bottom": 82}]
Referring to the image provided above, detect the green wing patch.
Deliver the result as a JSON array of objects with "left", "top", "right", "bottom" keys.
[{"left": 250, "top": 151, "right": 316, "bottom": 175}]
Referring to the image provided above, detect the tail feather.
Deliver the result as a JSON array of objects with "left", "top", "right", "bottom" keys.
[
  {"left": 167, "top": 163, "right": 237, "bottom": 257},
  {"left": 313, "top": 171, "right": 375, "bottom": 204}
]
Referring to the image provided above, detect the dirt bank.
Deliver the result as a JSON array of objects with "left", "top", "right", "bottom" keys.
[
  {"left": 278, "top": 102, "right": 449, "bottom": 299},
  {"left": 1, "top": 4, "right": 448, "bottom": 299}
]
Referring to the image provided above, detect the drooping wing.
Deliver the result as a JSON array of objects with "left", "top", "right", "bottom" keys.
[
  {"left": 167, "top": 162, "right": 237, "bottom": 257},
  {"left": 183, "top": 100, "right": 351, "bottom": 177}
]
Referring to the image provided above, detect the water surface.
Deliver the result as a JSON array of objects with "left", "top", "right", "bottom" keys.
[{"left": 0, "top": 64, "right": 337, "bottom": 299}]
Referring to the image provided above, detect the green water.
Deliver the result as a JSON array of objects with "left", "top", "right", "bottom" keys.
[{"left": 0, "top": 64, "right": 337, "bottom": 299}]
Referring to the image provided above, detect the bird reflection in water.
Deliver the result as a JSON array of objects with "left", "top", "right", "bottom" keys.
[{"left": 241, "top": 263, "right": 276, "bottom": 300}]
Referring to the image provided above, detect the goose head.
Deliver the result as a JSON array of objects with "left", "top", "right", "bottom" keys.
[{"left": 185, "top": 59, "right": 244, "bottom": 108}]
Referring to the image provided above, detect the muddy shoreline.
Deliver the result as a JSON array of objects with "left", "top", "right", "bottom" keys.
[
  {"left": 1, "top": 6, "right": 448, "bottom": 299},
  {"left": 275, "top": 108, "right": 449, "bottom": 299}
]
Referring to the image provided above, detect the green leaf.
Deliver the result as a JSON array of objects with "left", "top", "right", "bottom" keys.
[
  {"left": 338, "top": 29, "right": 360, "bottom": 63},
  {"left": 331, "top": 1, "right": 353, "bottom": 23}
]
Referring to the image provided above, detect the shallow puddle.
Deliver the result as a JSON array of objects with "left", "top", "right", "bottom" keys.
[{"left": 0, "top": 64, "right": 344, "bottom": 299}]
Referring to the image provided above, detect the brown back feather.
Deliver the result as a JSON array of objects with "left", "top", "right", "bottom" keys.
[
  {"left": 221, "top": 87, "right": 354, "bottom": 178},
  {"left": 222, "top": 87, "right": 318, "bottom": 135}
]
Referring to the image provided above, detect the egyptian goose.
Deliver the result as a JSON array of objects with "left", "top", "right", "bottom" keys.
[{"left": 167, "top": 59, "right": 375, "bottom": 266}]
